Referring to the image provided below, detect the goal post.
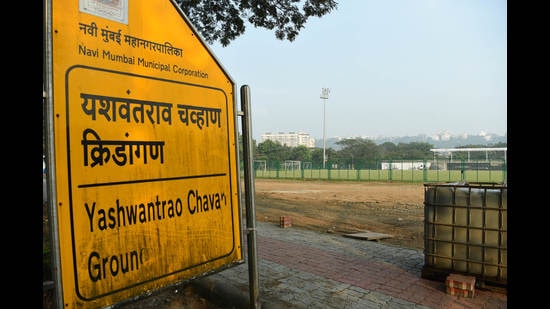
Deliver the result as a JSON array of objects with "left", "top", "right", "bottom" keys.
[
  {"left": 283, "top": 160, "right": 301, "bottom": 172},
  {"left": 254, "top": 160, "right": 267, "bottom": 173}
]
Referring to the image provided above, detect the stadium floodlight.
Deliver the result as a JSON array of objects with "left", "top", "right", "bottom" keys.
[{"left": 320, "top": 88, "right": 330, "bottom": 169}]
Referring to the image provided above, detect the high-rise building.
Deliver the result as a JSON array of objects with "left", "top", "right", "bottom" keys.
[{"left": 261, "top": 132, "right": 316, "bottom": 148}]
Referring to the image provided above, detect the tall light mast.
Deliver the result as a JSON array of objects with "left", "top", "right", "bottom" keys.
[{"left": 320, "top": 88, "right": 330, "bottom": 169}]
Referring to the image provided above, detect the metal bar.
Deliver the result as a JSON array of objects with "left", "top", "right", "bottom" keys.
[
  {"left": 44, "top": 1, "right": 64, "bottom": 308},
  {"left": 240, "top": 85, "right": 261, "bottom": 309}
]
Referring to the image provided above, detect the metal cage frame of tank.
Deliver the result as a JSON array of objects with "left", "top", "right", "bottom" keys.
[{"left": 422, "top": 182, "right": 507, "bottom": 287}]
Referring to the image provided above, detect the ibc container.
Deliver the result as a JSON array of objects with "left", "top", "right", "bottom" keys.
[{"left": 422, "top": 182, "right": 507, "bottom": 287}]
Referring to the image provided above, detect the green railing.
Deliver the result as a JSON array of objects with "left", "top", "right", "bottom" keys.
[{"left": 251, "top": 159, "right": 507, "bottom": 184}]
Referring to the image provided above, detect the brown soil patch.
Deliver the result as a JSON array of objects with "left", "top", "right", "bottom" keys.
[{"left": 252, "top": 179, "right": 426, "bottom": 249}]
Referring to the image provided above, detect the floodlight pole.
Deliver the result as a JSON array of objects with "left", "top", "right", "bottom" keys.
[{"left": 320, "top": 88, "right": 330, "bottom": 169}]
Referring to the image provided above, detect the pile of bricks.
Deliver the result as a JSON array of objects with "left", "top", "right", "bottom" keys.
[
  {"left": 279, "top": 216, "right": 291, "bottom": 228},
  {"left": 445, "top": 273, "right": 476, "bottom": 298}
]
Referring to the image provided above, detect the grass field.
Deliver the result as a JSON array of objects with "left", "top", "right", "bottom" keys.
[{"left": 252, "top": 168, "right": 507, "bottom": 184}]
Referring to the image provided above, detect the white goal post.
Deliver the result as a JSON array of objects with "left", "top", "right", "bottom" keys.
[
  {"left": 283, "top": 160, "right": 301, "bottom": 171},
  {"left": 254, "top": 160, "right": 267, "bottom": 172}
]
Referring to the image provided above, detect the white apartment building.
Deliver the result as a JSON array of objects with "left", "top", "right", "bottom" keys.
[{"left": 261, "top": 132, "right": 316, "bottom": 148}]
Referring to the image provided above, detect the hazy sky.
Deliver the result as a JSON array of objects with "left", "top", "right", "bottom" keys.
[{"left": 209, "top": 0, "right": 507, "bottom": 142}]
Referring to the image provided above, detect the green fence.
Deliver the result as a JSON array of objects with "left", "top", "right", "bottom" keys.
[{"left": 251, "top": 159, "right": 507, "bottom": 184}]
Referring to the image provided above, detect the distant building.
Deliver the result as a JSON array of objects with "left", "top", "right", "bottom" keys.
[{"left": 261, "top": 132, "right": 316, "bottom": 148}]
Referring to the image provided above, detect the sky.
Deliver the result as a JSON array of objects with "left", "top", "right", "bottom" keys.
[{"left": 208, "top": 0, "right": 507, "bottom": 142}]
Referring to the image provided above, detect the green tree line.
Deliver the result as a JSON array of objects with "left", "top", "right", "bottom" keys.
[{"left": 241, "top": 137, "right": 507, "bottom": 169}]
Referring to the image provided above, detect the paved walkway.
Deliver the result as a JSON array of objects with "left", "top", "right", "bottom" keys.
[{"left": 193, "top": 221, "right": 508, "bottom": 308}]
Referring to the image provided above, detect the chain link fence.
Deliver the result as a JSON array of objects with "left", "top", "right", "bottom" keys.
[{"left": 251, "top": 158, "right": 507, "bottom": 184}]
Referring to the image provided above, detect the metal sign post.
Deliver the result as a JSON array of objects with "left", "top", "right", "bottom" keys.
[{"left": 240, "top": 85, "right": 261, "bottom": 309}]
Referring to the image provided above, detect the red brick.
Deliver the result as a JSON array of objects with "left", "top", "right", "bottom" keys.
[
  {"left": 446, "top": 273, "right": 476, "bottom": 291},
  {"left": 446, "top": 286, "right": 475, "bottom": 298},
  {"left": 280, "top": 216, "right": 292, "bottom": 228}
]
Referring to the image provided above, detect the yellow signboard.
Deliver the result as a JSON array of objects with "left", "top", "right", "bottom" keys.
[{"left": 49, "top": 0, "right": 242, "bottom": 307}]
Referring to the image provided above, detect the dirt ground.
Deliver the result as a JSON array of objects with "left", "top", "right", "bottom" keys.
[
  {"left": 45, "top": 179, "right": 426, "bottom": 309},
  {"left": 252, "top": 179, "right": 425, "bottom": 249}
]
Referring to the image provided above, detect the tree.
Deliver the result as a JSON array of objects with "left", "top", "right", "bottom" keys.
[
  {"left": 256, "top": 139, "right": 290, "bottom": 163},
  {"left": 335, "top": 138, "right": 380, "bottom": 166},
  {"left": 310, "top": 148, "right": 324, "bottom": 167},
  {"left": 176, "top": 0, "right": 339, "bottom": 46},
  {"left": 290, "top": 145, "right": 312, "bottom": 162},
  {"left": 378, "top": 142, "right": 398, "bottom": 159},
  {"left": 395, "top": 142, "right": 433, "bottom": 160}
]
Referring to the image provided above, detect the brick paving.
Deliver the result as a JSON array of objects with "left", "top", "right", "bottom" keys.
[{"left": 193, "top": 221, "right": 508, "bottom": 308}]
